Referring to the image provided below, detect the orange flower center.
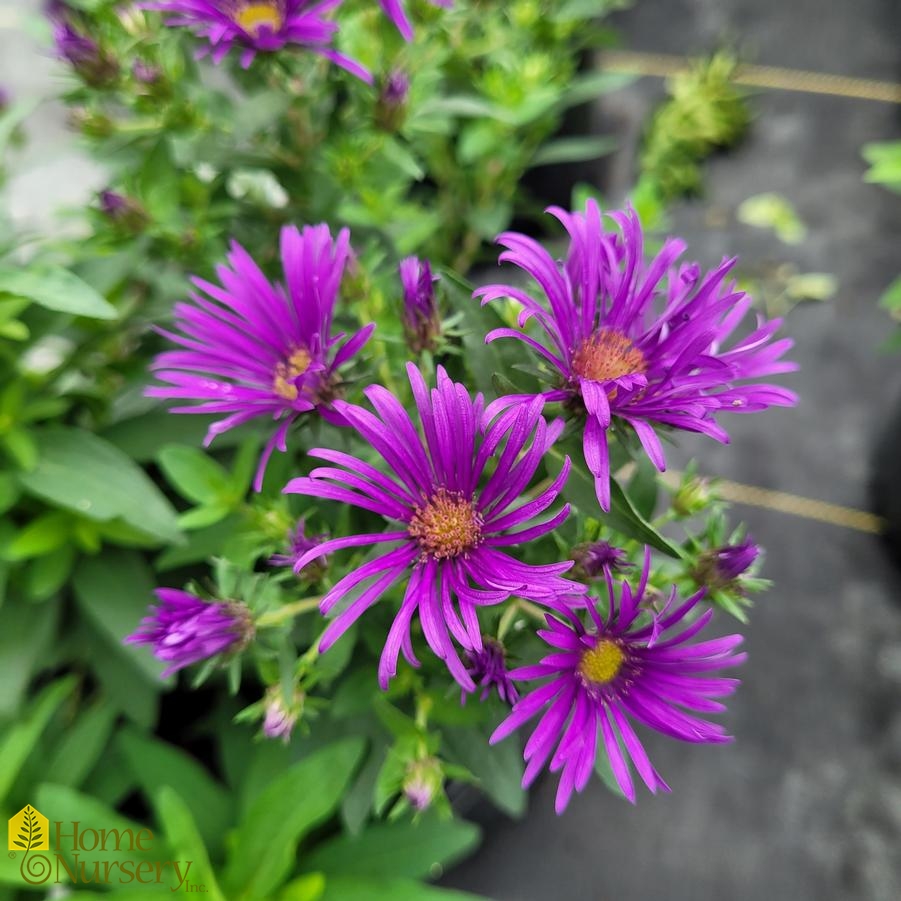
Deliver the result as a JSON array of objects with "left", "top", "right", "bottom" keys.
[
  {"left": 272, "top": 347, "right": 312, "bottom": 401},
  {"left": 409, "top": 488, "right": 483, "bottom": 560},
  {"left": 571, "top": 329, "right": 646, "bottom": 382},
  {"left": 232, "top": 1, "right": 284, "bottom": 36},
  {"left": 578, "top": 639, "right": 625, "bottom": 685}
]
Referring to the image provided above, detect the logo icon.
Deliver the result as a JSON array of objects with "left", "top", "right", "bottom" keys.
[{"left": 8, "top": 806, "right": 48, "bottom": 852}]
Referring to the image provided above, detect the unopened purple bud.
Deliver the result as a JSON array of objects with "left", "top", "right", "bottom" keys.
[
  {"left": 262, "top": 686, "right": 303, "bottom": 742},
  {"left": 694, "top": 538, "right": 760, "bottom": 593},
  {"left": 53, "top": 20, "right": 118, "bottom": 87},
  {"left": 99, "top": 189, "right": 148, "bottom": 231},
  {"left": 269, "top": 517, "right": 328, "bottom": 575},
  {"left": 402, "top": 757, "right": 442, "bottom": 812},
  {"left": 376, "top": 70, "right": 411, "bottom": 130},
  {"left": 132, "top": 60, "right": 160, "bottom": 84},
  {"left": 399, "top": 256, "right": 440, "bottom": 353},
  {"left": 125, "top": 589, "right": 254, "bottom": 678},
  {"left": 571, "top": 540, "right": 633, "bottom": 580}
]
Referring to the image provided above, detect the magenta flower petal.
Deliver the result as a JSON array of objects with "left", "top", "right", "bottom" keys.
[
  {"left": 476, "top": 200, "right": 798, "bottom": 511},
  {"left": 284, "top": 363, "right": 584, "bottom": 689}
]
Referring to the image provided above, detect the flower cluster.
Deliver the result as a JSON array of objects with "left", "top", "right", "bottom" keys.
[{"left": 132, "top": 203, "right": 796, "bottom": 812}]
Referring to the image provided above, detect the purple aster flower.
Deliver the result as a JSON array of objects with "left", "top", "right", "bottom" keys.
[
  {"left": 126, "top": 588, "right": 253, "bottom": 677},
  {"left": 269, "top": 517, "right": 328, "bottom": 569},
  {"left": 284, "top": 363, "right": 583, "bottom": 690},
  {"left": 491, "top": 548, "right": 746, "bottom": 813},
  {"left": 464, "top": 637, "right": 518, "bottom": 705},
  {"left": 52, "top": 20, "right": 119, "bottom": 86},
  {"left": 146, "top": 224, "right": 375, "bottom": 491},
  {"left": 144, "top": 0, "right": 371, "bottom": 79},
  {"left": 399, "top": 256, "right": 440, "bottom": 353},
  {"left": 378, "top": 0, "right": 452, "bottom": 41},
  {"left": 476, "top": 200, "right": 798, "bottom": 511},
  {"left": 572, "top": 539, "right": 633, "bottom": 580}
]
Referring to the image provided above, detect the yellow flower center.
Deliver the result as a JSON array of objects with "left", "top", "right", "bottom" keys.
[
  {"left": 409, "top": 488, "right": 483, "bottom": 560},
  {"left": 571, "top": 329, "right": 646, "bottom": 382},
  {"left": 232, "top": 1, "right": 284, "bottom": 37},
  {"left": 578, "top": 639, "right": 625, "bottom": 686},
  {"left": 272, "top": 347, "right": 312, "bottom": 401}
]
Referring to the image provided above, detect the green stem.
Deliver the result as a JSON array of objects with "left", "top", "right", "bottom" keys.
[{"left": 256, "top": 596, "right": 323, "bottom": 628}]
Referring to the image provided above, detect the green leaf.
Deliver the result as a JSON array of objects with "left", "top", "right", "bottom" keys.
[
  {"left": 155, "top": 787, "right": 226, "bottom": 901},
  {"left": 0, "top": 596, "right": 61, "bottom": 717},
  {"left": 280, "top": 873, "right": 326, "bottom": 901},
  {"left": 318, "top": 877, "right": 485, "bottom": 901},
  {"left": 18, "top": 427, "right": 182, "bottom": 544},
  {"left": 157, "top": 444, "right": 232, "bottom": 505},
  {"left": 44, "top": 697, "right": 118, "bottom": 790},
  {"left": 0, "top": 265, "right": 117, "bottom": 319},
  {"left": 558, "top": 71, "right": 635, "bottom": 109},
  {"left": 118, "top": 728, "right": 232, "bottom": 858},
  {"left": 72, "top": 549, "right": 168, "bottom": 683},
  {"left": 302, "top": 815, "right": 480, "bottom": 881},
  {"left": 737, "top": 193, "right": 807, "bottom": 245},
  {"left": 0, "top": 676, "right": 76, "bottom": 805},
  {"left": 443, "top": 723, "right": 526, "bottom": 818},
  {"left": 221, "top": 738, "right": 366, "bottom": 901},
  {"left": 0, "top": 510, "right": 71, "bottom": 561},
  {"left": 548, "top": 446, "right": 682, "bottom": 558},
  {"left": 24, "top": 543, "right": 76, "bottom": 602},
  {"left": 879, "top": 275, "right": 901, "bottom": 313},
  {"left": 531, "top": 135, "right": 618, "bottom": 167}
]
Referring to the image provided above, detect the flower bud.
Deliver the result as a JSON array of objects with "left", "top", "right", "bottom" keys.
[{"left": 399, "top": 256, "right": 440, "bottom": 354}]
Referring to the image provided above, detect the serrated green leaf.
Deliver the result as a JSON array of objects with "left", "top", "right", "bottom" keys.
[{"left": 0, "top": 265, "right": 116, "bottom": 319}]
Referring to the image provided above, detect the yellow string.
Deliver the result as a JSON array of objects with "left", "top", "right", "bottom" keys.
[
  {"left": 660, "top": 471, "right": 885, "bottom": 534},
  {"left": 601, "top": 50, "right": 901, "bottom": 104}
]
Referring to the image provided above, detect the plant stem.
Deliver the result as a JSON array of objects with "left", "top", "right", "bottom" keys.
[{"left": 256, "top": 595, "right": 323, "bottom": 628}]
